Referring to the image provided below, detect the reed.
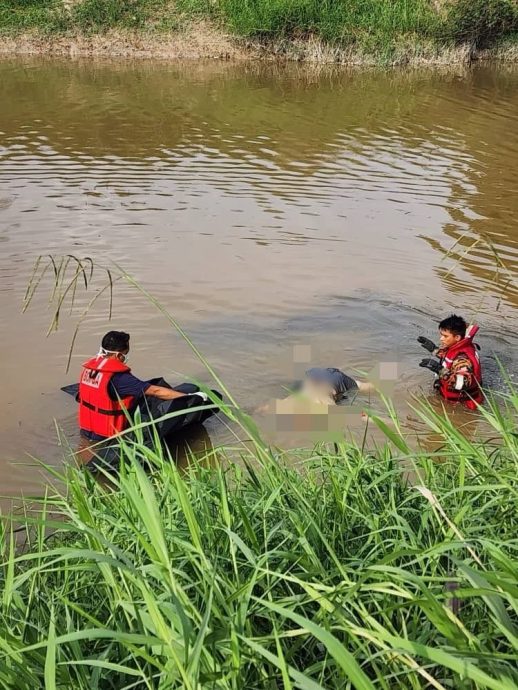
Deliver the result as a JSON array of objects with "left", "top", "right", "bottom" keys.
[
  {"left": 0, "top": 389, "right": 517, "bottom": 689},
  {"left": 3, "top": 253, "right": 515, "bottom": 688}
]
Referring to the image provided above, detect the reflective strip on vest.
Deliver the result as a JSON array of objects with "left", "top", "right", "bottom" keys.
[
  {"left": 78, "top": 358, "right": 135, "bottom": 437},
  {"left": 438, "top": 338, "right": 483, "bottom": 408}
]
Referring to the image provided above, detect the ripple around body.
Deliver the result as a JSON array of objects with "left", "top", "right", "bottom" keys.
[{"left": 0, "top": 59, "right": 518, "bottom": 496}]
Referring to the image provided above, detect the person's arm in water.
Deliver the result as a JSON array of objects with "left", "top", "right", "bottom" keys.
[
  {"left": 144, "top": 384, "right": 189, "bottom": 401},
  {"left": 110, "top": 373, "right": 206, "bottom": 402},
  {"left": 354, "top": 380, "right": 375, "bottom": 393}
]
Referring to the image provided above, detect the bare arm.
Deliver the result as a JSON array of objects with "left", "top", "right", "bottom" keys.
[
  {"left": 355, "top": 380, "right": 376, "bottom": 393},
  {"left": 144, "top": 384, "right": 189, "bottom": 401}
]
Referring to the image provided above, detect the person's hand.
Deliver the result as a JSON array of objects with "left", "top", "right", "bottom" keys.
[
  {"left": 417, "top": 336, "right": 436, "bottom": 353},
  {"left": 191, "top": 391, "right": 208, "bottom": 402},
  {"left": 419, "top": 358, "right": 441, "bottom": 374}
]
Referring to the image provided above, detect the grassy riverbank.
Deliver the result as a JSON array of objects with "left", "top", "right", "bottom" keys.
[
  {"left": 1, "top": 0, "right": 518, "bottom": 63},
  {"left": 1, "top": 389, "right": 517, "bottom": 689}
]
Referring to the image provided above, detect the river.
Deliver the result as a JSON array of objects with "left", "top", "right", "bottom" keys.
[{"left": 1, "top": 58, "right": 517, "bottom": 499}]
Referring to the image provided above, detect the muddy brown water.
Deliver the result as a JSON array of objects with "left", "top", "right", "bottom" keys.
[{"left": 1, "top": 59, "right": 518, "bottom": 503}]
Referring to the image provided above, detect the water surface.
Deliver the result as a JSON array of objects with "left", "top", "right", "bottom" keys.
[{"left": 1, "top": 59, "right": 517, "bottom": 498}]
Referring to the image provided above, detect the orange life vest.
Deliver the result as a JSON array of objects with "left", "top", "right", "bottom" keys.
[
  {"left": 78, "top": 356, "right": 136, "bottom": 438},
  {"left": 438, "top": 324, "right": 483, "bottom": 410}
]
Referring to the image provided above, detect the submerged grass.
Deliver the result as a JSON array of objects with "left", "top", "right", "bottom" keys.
[
  {"left": 1, "top": 0, "right": 518, "bottom": 60},
  {"left": 0, "top": 389, "right": 517, "bottom": 689}
]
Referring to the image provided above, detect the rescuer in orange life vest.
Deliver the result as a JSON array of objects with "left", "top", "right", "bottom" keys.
[
  {"left": 417, "top": 314, "right": 483, "bottom": 410},
  {"left": 79, "top": 330, "right": 208, "bottom": 442}
]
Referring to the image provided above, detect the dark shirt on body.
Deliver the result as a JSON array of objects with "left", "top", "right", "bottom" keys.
[
  {"left": 305, "top": 367, "right": 359, "bottom": 398},
  {"left": 108, "top": 372, "right": 151, "bottom": 400}
]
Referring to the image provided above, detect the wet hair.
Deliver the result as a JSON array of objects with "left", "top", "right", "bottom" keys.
[
  {"left": 101, "top": 331, "right": 130, "bottom": 352},
  {"left": 439, "top": 314, "right": 467, "bottom": 338}
]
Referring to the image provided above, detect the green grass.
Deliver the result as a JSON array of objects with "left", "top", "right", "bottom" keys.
[
  {"left": 0, "top": 0, "right": 66, "bottom": 34},
  {"left": 4, "top": 253, "right": 516, "bottom": 688},
  {"left": 71, "top": 0, "right": 180, "bottom": 33},
  {"left": 0, "top": 0, "right": 180, "bottom": 35},
  {"left": 0, "top": 389, "right": 517, "bottom": 689},
  {"left": 179, "top": 0, "right": 441, "bottom": 47},
  {"left": 1, "top": 0, "right": 518, "bottom": 57}
]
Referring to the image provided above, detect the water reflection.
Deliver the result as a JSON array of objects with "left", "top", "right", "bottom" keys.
[
  {"left": 164, "top": 423, "right": 216, "bottom": 471},
  {"left": 2, "top": 61, "right": 517, "bottom": 309},
  {"left": 75, "top": 421, "right": 215, "bottom": 479},
  {"left": 1, "top": 58, "right": 517, "bottom": 495}
]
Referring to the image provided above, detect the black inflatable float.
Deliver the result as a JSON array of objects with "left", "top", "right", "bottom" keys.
[{"left": 62, "top": 377, "right": 222, "bottom": 473}]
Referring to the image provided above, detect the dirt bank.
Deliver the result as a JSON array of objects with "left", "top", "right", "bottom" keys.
[{"left": 2, "top": 22, "right": 518, "bottom": 65}]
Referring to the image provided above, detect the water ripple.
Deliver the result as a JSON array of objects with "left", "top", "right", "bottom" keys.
[{"left": 1, "top": 59, "right": 518, "bottom": 488}]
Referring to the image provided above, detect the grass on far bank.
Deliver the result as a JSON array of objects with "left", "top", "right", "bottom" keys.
[{"left": 1, "top": 0, "right": 518, "bottom": 61}]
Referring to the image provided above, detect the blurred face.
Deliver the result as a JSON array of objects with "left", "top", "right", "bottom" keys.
[
  {"left": 302, "top": 379, "right": 337, "bottom": 404},
  {"left": 439, "top": 329, "right": 461, "bottom": 349}
]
